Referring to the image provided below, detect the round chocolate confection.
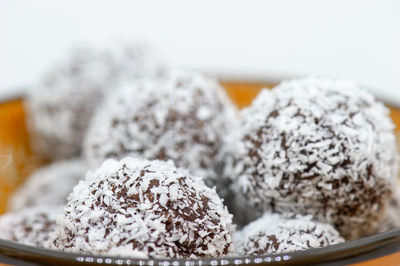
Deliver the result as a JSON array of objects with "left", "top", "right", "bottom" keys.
[
  {"left": 235, "top": 213, "right": 344, "bottom": 255},
  {"left": 84, "top": 70, "right": 237, "bottom": 188},
  {"left": 27, "top": 43, "right": 165, "bottom": 160},
  {"left": 8, "top": 159, "right": 87, "bottom": 211},
  {"left": 225, "top": 77, "right": 398, "bottom": 240},
  {"left": 0, "top": 206, "right": 61, "bottom": 248},
  {"left": 56, "top": 157, "right": 234, "bottom": 258}
]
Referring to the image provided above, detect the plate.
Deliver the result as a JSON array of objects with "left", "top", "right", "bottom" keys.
[{"left": 1, "top": 80, "right": 400, "bottom": 265}]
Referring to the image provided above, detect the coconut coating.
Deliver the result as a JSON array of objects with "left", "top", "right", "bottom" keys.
[
  {"left": 84, "top": 70, "right": 237, "bottom": 188},
  {"left": 27, "top": 44, "right": 165, "bottom": 160},
  {"left": 0, "top": 206, "right": 61, "bottom": 248},
  {"left": 225, "top": 77, "right": 398, "bottom": 240},
  {"left": 235, "top": 213, "right": 344, "bottom": 255},
  {"left": 56, "top": 158, "right": 234, "bottom": 258},
  {"left": 8, "top": 159, "right": 87, "bottom": 211}
]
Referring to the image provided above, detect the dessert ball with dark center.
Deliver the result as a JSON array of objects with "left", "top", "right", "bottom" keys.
[
  {"left": 84, "top": 70, "right": 237, "bottom": 188},
  {"left": 56, "top": 157, "right": 234, "bottom": 258},
  {"left": 0, "top": 206, "right": 61, "bottom": 248},
  {"left": 235, "top": 213, "right": 344, "bottom": 255},
  {"left": 8, "top": 159, "right": 87, "bottom": 211},
  {"left": 224, "top": 77, "right": 398, "bottom": 240},
  {"left": 27, "top": 43, "right": 165, "bottom": 160}
]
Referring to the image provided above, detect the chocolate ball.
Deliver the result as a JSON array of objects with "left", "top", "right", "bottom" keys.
[
  {"left": 56, "top": 158, "right": 234, "bottom": 258},
  {"left": 0, "top": 206, "right": 60, "bottom": 248},
  {"left": 8, "top": 159, "right": 86, "bottom": 211},
  {"left": 224, "top": 77, "right": 398, "bottom": 239},
  {"left": 27, "top": 43, "right": 165, "bottom": 160},
  {"left": 235, "top": 213, "right": 344, "bottom": 255},
  {"left": 84, "top": 70, "right": 237, "bottom": 188}
]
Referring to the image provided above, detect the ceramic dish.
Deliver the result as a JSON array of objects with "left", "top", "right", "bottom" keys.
[{"left": 0, "top": 80, "right": 399, "bottom": 265}]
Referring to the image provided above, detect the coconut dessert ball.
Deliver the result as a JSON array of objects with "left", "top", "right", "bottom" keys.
[
  {"left": 0, "top": 206, "right": 61, "bottom": 248},
  {"left": 56, "top": 157, "right": 234, "bottom": 258},
  {"left": 225, "top": 77, "right": 398, "bottom": 240},
  {"left": 8, "top": 159, "right": 87, "bottom": 211},
  {"left": 27, "top": 44, "right": 165, "bottom": 160},
  {"left": 84, "top": 70, "right": 237, "bottom": 188},
  {"left": 235, "top": 213, "right": 344, "bottom": 255}
]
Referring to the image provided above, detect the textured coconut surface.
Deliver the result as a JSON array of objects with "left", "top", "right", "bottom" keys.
[
  {"left": 8, "top": 159, "right": 87, "bottom": 212},
  {"left": 56, "top": 158, "right": 234, "bottom": 258},
  {"left": 235, "top": 212, "right": 344, "bottom": 255},
  {"left": 0, "top": 206, "right": 61, "bottom": 248},
  {"left": 26, "top": 44, "right": 165, "bottom": 160},
  {"left": 224, "top": 77, "right": 398, "bottom": 240},
  {"left": 84, "top": 70, "right": 237, "bottom": 188}
]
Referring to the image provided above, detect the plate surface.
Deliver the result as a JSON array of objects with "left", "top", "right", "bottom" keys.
[{"left": 1, "top": 81, "right": 400, "bottom": 265}]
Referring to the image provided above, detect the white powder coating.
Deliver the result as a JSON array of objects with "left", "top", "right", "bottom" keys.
[
  {"left": 235, "top": 213, "right": 344, "bottom": 255},
  {"left": 0, "top": 206, "right": 61, "bottom": 248},
  {"left": 84, "top": 70, "right": 237, "bottom": 187},
  {"left": 224, "top": 77, "right": 398, "bottom": 240},
  {"left": 8, "top": 159, "right": 87, "bottom": 211},
  {"left": 27, "top": 43, "right": 165, "bottom": 160},
  {"left": 56, "top": 157, "right": 235, "bottom": 258}
]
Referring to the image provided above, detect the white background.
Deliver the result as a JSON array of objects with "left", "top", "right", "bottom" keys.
[{"left": 1, "top": 0, "right": 399, "bottom": 104}]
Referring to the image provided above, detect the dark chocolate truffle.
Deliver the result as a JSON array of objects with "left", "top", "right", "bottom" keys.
[
  {"left": 84, "top": 70, "right": 237, "bottom": 188},
  {"left": 224, "top": 77, "right": 398, "bottom": 240},
  {"left": 56, "top": 158, "right": 234, "bottom": 258},
  {"left": 8, "top": 159, "right": 86, "bottom": 211},
  {"left": 235, "top": 213, "right": 344, "bottom": 255},
  {"left": 27, "top": 44, "right": 165, "bottom": 160},
  {"left": 0, "top": 206, "right": 60, "bottom": 248}
]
